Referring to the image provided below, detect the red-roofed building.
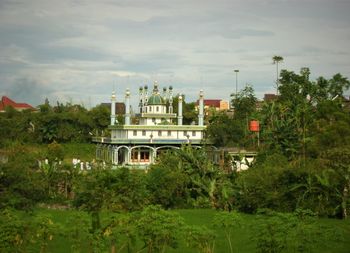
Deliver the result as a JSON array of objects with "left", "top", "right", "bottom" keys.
[
  {"left": 0, "top": 96, "right": 36, "bottom": 112},
  {"left": 196, "top": 99, "right": 229, "bottom": 112}
]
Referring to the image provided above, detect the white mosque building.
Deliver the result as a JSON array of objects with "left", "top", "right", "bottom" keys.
[{"left": 92, "top": 81, "right": 206, "bottom": 167}]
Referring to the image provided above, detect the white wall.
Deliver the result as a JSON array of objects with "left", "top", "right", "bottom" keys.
[{"left": 111, "top": 129, "right": 203, "bottom": 141}]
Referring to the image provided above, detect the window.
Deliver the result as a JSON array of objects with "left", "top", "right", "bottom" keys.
[
  {"left": 184, "top": 131, "right": 187, "bottom": 137},
  {"left": 158, "top": 130, "right": 162, "bottom": 136},
  {"left": 142, "top": 130, "right": 146, "bottom": 136},
  {"left": 133, "top": 130, "right": 137, "bottom": 136},
  {"left": 131, "top": 150, "right": 138, "bottom": 162},
  {"left": 156, "top": 106, "right": 159, "bottom": 112},
  {"left": 149, "top": 106, "right": 152, "bottom": 112},
  {"left": 192, "top": 131, "right": 196, "bottom": 137},
  {"left": 167, "top": 130, "right": 171, "bottom": 136},
  {"left": 140, "top": 150, "right": 150, "bottom": 162}
]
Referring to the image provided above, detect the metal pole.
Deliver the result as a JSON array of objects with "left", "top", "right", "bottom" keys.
[
  {"left": 234, "top": 69, "right": 239, "bottom": 97},
  {"left": 276, "top": 63, "right": 279, "bottom": 95}
]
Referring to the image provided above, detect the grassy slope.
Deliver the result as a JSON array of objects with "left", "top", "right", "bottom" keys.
[
  {"left": 0, "top": 143, "right": 96, "bottom": 162},
  {"left": 40, "top": 208, "right": 350, "bottom": 253},
  {"left": 61, "top": 143, "right": 96, "bottom": 162}
]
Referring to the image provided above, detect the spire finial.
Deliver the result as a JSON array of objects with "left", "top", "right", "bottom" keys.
[{"left": 153, "top": 80, "right": 159, "bottom": 94}]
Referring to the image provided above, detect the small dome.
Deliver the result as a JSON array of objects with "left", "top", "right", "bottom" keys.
[{"left": 148, "top": 94, "right": 165, "bottom": 105}]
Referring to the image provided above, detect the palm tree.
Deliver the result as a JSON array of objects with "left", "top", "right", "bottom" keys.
[{"left": 272, "top": 56, "right": 284, "bottom": 95}]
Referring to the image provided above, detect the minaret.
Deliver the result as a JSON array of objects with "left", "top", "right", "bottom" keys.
[
  {"left": 178, "top": 94, "right": 183, "bottom": 125},
  {"left": 162, "top": 87, "right": 167, "bottom": 98},
  {"left": 162, "top": 87, "right": 167, "bottom": 113},
  {"left": 198, "top": 90, "right": 204, "bottom": 126},
  {"left": 110, "top": 91, "right": 116, "bottom": 125},
  {"left": 139, "top": 86, "right": 143, "bottom": 113},
  {"left": 169, "top": 86, "right": 173, "bottom": 114},
  {"left": 125, "top": 89, "right": 131, "bottom": 125},
  {"left": 144, "top": 85, "right": 148, "bottom": 107}
]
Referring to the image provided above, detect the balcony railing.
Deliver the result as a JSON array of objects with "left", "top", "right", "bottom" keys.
[{"left": 92, "top": 136, "right": 204, "bottom": 145}]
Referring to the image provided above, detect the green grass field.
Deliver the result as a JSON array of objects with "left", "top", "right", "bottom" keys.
[{"left": 36, "top": 208, "right": 350, "bottom": 253}]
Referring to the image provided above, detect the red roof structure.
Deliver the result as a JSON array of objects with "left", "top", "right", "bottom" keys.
[
  {"left": 196, "top": 99, "right": 221, "bottom": 108},
  {"left": 0, "top": 96, "right": 35, "bottom": 112},
  {"left": 204, "top": 99, "right": 221, "bottom": 108},
  {"left": 195, "top": 99, "right": 229, "bottom": 112}
]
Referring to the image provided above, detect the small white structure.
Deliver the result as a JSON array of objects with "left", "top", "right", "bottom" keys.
[{"left": 93, "top": 82, "right": 206, "bottom": 167}]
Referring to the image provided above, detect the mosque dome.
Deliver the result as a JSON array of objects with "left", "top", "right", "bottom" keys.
[
  {"left": 148, "top": 94, "right": 165, "bottom": 105},
  {"left": 147, "top": 81, "right": 166, "bottom": 105}
]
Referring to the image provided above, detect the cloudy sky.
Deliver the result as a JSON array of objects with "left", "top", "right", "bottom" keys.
[{"left": 0, "top": 0, "right": 349, "bottom": 108}]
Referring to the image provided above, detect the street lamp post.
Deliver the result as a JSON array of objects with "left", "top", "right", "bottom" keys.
[{"left": 234, "top": 69, "right": 239, "bottom": 97}]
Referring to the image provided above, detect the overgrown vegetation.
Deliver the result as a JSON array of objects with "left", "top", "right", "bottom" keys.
[{"left": 0, "top": 66, "right": 350, "bottom": 252}]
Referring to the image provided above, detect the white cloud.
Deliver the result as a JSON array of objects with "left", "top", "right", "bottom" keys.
[{"left": 0, "top": 0, "right": 349, "bottom": 108}]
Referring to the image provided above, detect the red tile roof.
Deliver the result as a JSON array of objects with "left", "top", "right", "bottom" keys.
[
  {"left": 0, "top": 96, "right": 35, "bottom": 111},
  {"left": 196, "top": 99, "right": 222, "bottom": 107}
]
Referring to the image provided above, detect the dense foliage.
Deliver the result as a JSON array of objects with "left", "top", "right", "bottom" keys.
[
  {"left": 206, "top": 68, "right": 350, "bottom": 218},
  {"left": 0, "top": 102, "right": 111, "bottom": 146},
  {"left": 0, "top": 66, "right": 349, "bottom": 251}
]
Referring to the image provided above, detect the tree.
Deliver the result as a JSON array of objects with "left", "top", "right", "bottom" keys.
[
  {"left": 235, "top": 159, "right": 290, "bottom": 213},
  {"left": 213, "top": 211, "right": 243, "bottom": 253},
  {"left": 73, "top": 170, "right": 107, "bottom": 232},
  {"left": 39, "top": 114, "right": 59, "bottom": 143},
  {"left": 46, "top": 141, "right": 65, "bottom": 162},
  {"left": 253, "top": 209, "right": 296, "bottom": 253},
  {"left": 74, "top": 168, "right": 149, "bottom": 233},
  {"left": 147, "top": 155, "right": 188, "bottom": 208},
  {"left": 231, "top": 85, "right": 257, "bottom": 120},
  {"left": 89, "top": 104, "right": 110, "bottom": 131},
  {"left": 184, "top": 225, "right": 216, "bottom": 253},
  {"left": 253, "top": 209, "right": 342, "bottom": 253},
  {"left": 272, "top": 55, "right": 284, "bottom": 94},
  {"left": 32, "top": 214, "right": 62, "bottom": 253},
  {"left": 107, "top": 167, "right": 149, "bottom": 211},
  {"left": 322, "top": 147, "right": 350, "bottom": 219},
  {"left": 102, "top": 213, "right": 137, "bottom": 253},
  {"left": 176, "top": 146, "right": 221, "bottom": 208},
  {"left": 65, "top": 213, "right": 91, "bottom": 253},
  {"left": 0, "top": 147, "right": 46, "bottom": 210},
  {"left": 260, "top": 68, "right": 315, "bottom": 159},
  {"left": 0, "top": 208, "right": 30, "bottom": 252},
  {"left": 206, "top": 112, "right": 244, "bottom": 147},
  {"left": 328, "top": 73, "right": 350, "bottom": 99},
  {"left": 229, "top": 85, "right": 258, "bottom": 148},
  {"left": 136, "top": 205, "right": 185, "bottom": 253}
]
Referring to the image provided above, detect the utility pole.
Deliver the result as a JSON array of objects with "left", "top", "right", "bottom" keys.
[{"left": 234, "top": 69, "right": 239, "bottom": 97}]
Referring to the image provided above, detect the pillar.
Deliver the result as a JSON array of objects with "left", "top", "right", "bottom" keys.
[
  {"left": 178, "top": 94, "right": 183, "bottom": 125},
  {"left": 169, "top": 86, "right": 173, "bottom": 114},
  {"left": 139, "top": 87, "right": 143, "bottom": 114},
  {"left": 110, "top": 91, "right": 116, "bottom": 125},
  {"left": 198, "top": 90, "right": 204, "bottom": 126},
  {"left": 114, "top": 148, "right": 118, "bottom": 165},
  {"left": 144, "top": 85, "right": 148, "bottom": 107},
  {"left": 125, "top": 89, "right": 131, "bottom": 125}
]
